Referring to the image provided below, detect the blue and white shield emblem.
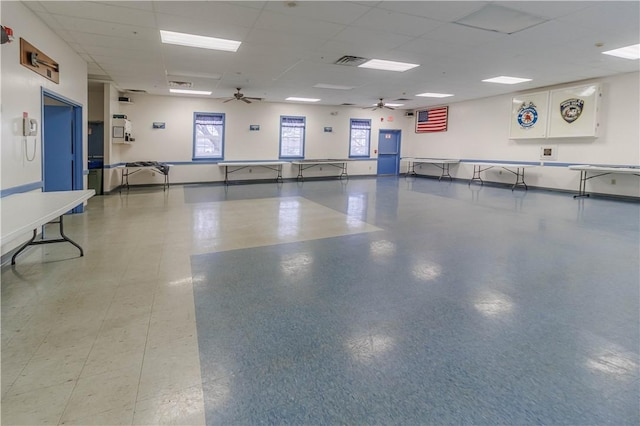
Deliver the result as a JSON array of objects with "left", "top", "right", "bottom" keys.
[
  {"left": 560, "top": 98, "right": 584, "bottom": 123},
  {"left": 517, "top": 102, "right": 538, "bottom": 129}
]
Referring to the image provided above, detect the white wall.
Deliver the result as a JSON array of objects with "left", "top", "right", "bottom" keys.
[
  {"left": 1, "top": 1, "right": 88, "bottom": 256},
  {"left": 405, "top": 72, "right": 640, "bottom": 197},
  {"left": 1, "top": 1, "right": 88, "bottom": 192},
  {"left": 103, "top": 95, "right": 412, "bottom": 190}
]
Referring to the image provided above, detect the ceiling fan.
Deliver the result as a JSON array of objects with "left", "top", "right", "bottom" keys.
[
  {"left": 365, "top": 98, "right": 395, "bottom": 111},
  {"left": 223, "top": 88, "right": 263, "bottom": 104}
]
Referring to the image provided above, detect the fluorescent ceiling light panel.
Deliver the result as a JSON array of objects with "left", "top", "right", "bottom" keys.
[
  {"left": 160, "top": 30, "right": 241, "bottom": 52},
  {"left": 170, "top": 89, "right": 212, "bottom": 95},
  {"left": 286, "top": 97, "right": 321, "bottom": 102},
  {"left": 416, "top": 92, "right": 454, "bottom": 98},
  {"left": 358, "top": 59, "right": 419, "bottom": 72},
  {"left": 384, "top": 103, "right": 404, "bottom": 107},
  {"left": 313, "top": 83, "right": 355, "bottom": 90},
  {"left": 602, "top": 44, "right": 640, "bottom": 60},
  {"left": 482, "top": 76, "right": 532, "bottom": 85}
]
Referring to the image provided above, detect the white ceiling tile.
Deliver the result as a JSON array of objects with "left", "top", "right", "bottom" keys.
[
  {"left": 252, "top": 10, "right": 346, "bottom": 39},
  {"left": 350, "top": 8, "right": 443, "bottom": 37},
  {"left": 153, "top": 1, "right": 263, "bottom": 28},
  {"left": 52, "top": 15, "right": 159, "bottom": 41},
  {"left": 376, "top": 2, "right": 488, "bottom": 23},
  {"left": 262, "top": 1, "right": 372, "bottom": 25},
  {"left": 421, "top": 23, "right": 507, "bottom": 47},
  {"left": 41, "top": 1, "right": 157, "bottom": 27}
]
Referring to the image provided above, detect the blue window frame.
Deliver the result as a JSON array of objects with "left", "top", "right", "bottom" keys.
[
  {"left": 349, "top": 118, "right": 371, "bottom": 158},
  {"left": 193, "top": 112, "right": 225, "bottom": 160},
  {"left": 279, "top": 116, "right": 305, "bottom": 159}
]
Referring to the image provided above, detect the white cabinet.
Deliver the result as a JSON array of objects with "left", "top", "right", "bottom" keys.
[{"left": 112, "top": 118, "right": 132, "bottom": 144}]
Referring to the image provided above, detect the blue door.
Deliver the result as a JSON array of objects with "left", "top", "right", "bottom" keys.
[
  {"left": 377, "top": 130, "right": 401, "bottom": 175},
  {"left": 44, "top": 105, "right": 74, "bottom": 192}
]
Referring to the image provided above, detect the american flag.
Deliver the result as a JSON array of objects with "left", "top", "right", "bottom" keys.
[{"left": 415, "top": 106, "right": 448, "bottom": 133}]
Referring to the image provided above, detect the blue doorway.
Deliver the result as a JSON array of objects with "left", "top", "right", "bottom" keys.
[
  {"left": 377, "top": 129, "right": 401, "bottom": 175},
  {"left": 42, "top": 89, "right": 84, "bottom": 212}
]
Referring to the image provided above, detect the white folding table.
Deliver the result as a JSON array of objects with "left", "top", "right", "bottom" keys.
[
  {"left": 291, "top": 159, "right": 349, "bottom": 181},
  {"left": 116, "top": 162, "right": 172, "bottom": 191},
  {"left": 464, "top": 162, "right": 537, "bottom": 190},
  {"left": 1, "top": 189, "right": 95, "bottom": 264},
  {"left": 218, "top": 161, "right": 289, "bottom": 185},
  {"left": 403, "top": 158, "right": 460, "bottom": 181},
  {"left": 568, "top": 165, "right": 640, "bottom": 198}
]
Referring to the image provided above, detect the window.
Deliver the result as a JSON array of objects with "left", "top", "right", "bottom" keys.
[
  {"left": 349, "top": 119, "right": 371, "bottom": 157},
  {"left": 279, "top": 116, "right": 305, "bottom": 158},
  {"left": 193, "top": 112, "right": 225, "bottom": 159}
]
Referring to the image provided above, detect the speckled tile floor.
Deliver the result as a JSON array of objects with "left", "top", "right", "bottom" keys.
[{"left": 2, "top": 177, "right": 639, "bottom": 425}]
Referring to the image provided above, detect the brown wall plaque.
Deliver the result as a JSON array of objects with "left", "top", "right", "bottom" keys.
[{"left": 20, "top": 38, "right": 59, "bottom": 84}]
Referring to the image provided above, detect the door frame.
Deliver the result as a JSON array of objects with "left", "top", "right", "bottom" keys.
[
  {"left": 377, "top": 129, "right": 402, "bottom": 175},
  {"left": 41, "top": 88, "right": 84, "bottom": 212}
]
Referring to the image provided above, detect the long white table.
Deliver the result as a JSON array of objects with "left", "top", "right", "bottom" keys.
[
  {"left": 1, "top": 189, "right": 95, "bottom": 264},
  {"left": 291, "top": 159, "right": 349, "bottom": 181},
  {"left": 116, "top": 162, "right": 172, "bottom": 191},
  {"left": 568, "top": 165, "right": 640, "bottom": 198},
  {"left": 218, "top": 161, "right": 289, "bottom": 185},
  {"left": 464, "top": 162, "right": 537, "bottom": 190},
  {"left": 403, "top": 158, "right": 460, "bottom": 181}
]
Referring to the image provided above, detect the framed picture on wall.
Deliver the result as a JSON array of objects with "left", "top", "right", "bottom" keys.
[
  {"left": 547, "top": 83, "right": 601, "bottom": 138},
  {"left": 509, "top": 91, "right": 549, "bottom": 139}
]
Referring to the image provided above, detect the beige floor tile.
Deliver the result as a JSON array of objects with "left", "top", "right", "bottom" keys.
[
  {"left": 137, "top": 335, "right": 201, "bottom": 402},
  {"left": 80, "top": 346, "right": 145, "bottom": 379},
  {"left": 60, "top": 366, "right": 140, "bottom": 423},
  {"left": 133, "top": 384, "right": 205, "bottom": 426},
  {"left": 1, "top": 381, "right": 75, "bottom": 425},
  {"left": 58, "top": 405, "right": 135, "bottom": 426},
  {"left": 7, "top": 350, "right": 87, "bottom": 396}
]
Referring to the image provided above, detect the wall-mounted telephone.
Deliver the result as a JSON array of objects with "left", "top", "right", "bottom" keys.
[{"left": 23, "top": 117, "right": 38, "bottom": 136}]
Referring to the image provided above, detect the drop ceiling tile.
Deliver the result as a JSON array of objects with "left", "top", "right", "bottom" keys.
[
  {"left": 421, "top": 22, "right": 507, "bottom": 47},
  {"left": 252, "top": 10, "right": 346, "bottom": 39},
  {"left": 52, "top": 15, "right": 159, "bottom": 41},
  {"left": 376, "top": 1, "right": 488, "bottom": 23},
  {"left": 153, "top": 1, "right": 262, "bottom": 28},
  {"left": 350, "top": 8, "right": 443, "bottom": 37},
  {"left": 41, "top": 1, "right": 157, "bottom": 27},
  {"left": 262, "top": 1, "right": 372, "bottom": 25}
]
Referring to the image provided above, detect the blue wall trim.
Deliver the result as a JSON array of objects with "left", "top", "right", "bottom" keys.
[
  {"left": 459, "top": 160, "right": 640, "bottom": 168},
  {"left": 1, "top": 181, "right": 44, "bottom": 198},
  {"left": 104, "top": 158, "right": 377, "bottom": 168}
]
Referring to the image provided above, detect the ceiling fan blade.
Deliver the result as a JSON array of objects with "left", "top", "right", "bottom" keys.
[
  {"left": 241, "top": 98, "right": 251, "bottom": 104},
  {"left": 245, "top": 97, "right": 262, "bottom": 101},
  {"left": 223, "top": 98, "right": 233, "bottom": 103}
]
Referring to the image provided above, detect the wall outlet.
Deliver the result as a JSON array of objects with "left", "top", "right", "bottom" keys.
[
  {"left": 499, "top": 170, "right": 503, "bottom": 175},
  {"left": 611, "top": 179, "right": 616, "bottom": 185},
  {"left": 319, "top": 167, "right": 323, "bottom": 171},
  {"left": 249, "top": 168, "right": 252, "bottom": 173}
]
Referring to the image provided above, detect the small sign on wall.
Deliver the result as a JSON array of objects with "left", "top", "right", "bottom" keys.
[
  {"left": 324, "top": 127, "right": 332, "bottom": 132},
  {"left": 152, "top": 122, "right": 166, "bottom": 129},
  {"left": 250, "top": 125, "right": 260, "bottom": 131}
]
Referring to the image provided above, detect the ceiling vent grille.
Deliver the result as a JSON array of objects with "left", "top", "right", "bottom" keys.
[
  {"left": 334, "top": 55, "right": 368, "bottom": 66},
  {"left": 395, "top": 98, "right": 411, "bottom": 101},
  {"left": 125, "top": 89, "right": 147, "bottom": 93},
  {"left": 341, "top": 103, "right": 356, "bottom": 106},
  {"left": 168, "top": 80, "right": 193, "bottom": 88}
]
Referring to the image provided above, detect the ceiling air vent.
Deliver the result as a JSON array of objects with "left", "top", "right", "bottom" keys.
[
  {"left": 125, "top": 89, "right": 147, "bottom": 93},
  {"left": 395, "top": 98, "right": 411, "bottom": 101},
  {"left": 334, "top": 55, "right": 368, "bottom": 66},
  {"left": 341, "top": 103, "right": 356, "bottom": 106},
  {"left": 168, "top": 80, "right": 193, "bottom": 88}
]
